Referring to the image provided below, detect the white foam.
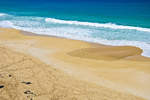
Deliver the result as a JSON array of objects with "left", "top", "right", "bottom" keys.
[
  {"left": 0, "top": 21, "right": 15, "bottom": 28},
  {"left": 0, "top": 13, "right": 8, "bottom": 17},
  {"left": 45, "top": 18, "right": 150, "bottom": 32}
]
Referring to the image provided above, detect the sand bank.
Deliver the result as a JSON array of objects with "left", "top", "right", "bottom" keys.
[{"left": 0, "top": 28, "right": 150, "bottom": 100}]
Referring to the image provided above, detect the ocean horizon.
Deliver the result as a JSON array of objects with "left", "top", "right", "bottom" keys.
[{"left": 0, "top": 0, "right": 150, "bottom": 57}]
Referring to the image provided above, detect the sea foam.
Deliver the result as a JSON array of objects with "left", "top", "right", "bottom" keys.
[
  {"left": 0, "top": 13, "right": 8, "bottom": 17},
  {"left": 0, "top": 21, "right": 15, "bottom": 28},
  {"left": 45, "top": 18, "right": 150, "bottom": 32}
]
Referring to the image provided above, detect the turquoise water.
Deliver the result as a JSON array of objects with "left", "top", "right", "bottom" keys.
[{"left": 0, "top": 0, "right": 150, "bottom": 57}]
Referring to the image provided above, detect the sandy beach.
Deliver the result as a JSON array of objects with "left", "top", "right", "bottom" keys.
[{"left": 0, "top": 28, "right": 150, "bottom": 100}]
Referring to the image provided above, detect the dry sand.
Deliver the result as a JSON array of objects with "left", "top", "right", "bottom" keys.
[{"left": 0, "top": 28, "right": 150, "bottom": 100}]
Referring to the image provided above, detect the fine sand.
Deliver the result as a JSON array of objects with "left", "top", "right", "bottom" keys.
[{"left": 0, "top": 28, "right": 150, "bottom": 100}]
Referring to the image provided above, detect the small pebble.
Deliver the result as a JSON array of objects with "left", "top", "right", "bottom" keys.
[
  {"left": 22, "top": 81, "right": 32, "bottom": 85},
  {"left": 24, "top": 90, "right": 33, "bottom": 94},
  {"left": 0, "top": 85, "right": 4, "bottom": 88}
]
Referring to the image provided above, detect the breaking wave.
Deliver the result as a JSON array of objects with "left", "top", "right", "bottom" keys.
[{"left": 45, "top": 18, "right": 150, "bottom": 32}]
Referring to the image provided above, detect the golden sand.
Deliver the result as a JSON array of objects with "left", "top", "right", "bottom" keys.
[{"left": 0, "top": 28, "right": 150, "bottom": 100}]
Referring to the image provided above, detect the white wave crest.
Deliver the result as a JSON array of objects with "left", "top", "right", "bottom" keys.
[
  {"left": 45, "top": 18, "right": 150, "bottom": 32},
  {"left": 0, "top": 13, "right": 8, "bottom": 17}
]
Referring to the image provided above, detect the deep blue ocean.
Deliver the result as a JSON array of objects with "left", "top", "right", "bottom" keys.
[{"left": 0, "top": 0, "right": 150, "bottom": 57}]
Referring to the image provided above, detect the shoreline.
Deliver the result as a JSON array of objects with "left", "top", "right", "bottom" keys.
[
  {"left": 21, "top": 28, "right": 150, "bottom": 59},
  {"left": 0, "top": 27, "right": 150, "bottom": 100},
  {"left": 1, "top": 26, "right": 150, "bottom": 58}
]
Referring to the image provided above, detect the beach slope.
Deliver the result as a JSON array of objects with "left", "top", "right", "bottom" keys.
[{"left": 0, "top": 28, "right": 150, "bottom": 100}]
